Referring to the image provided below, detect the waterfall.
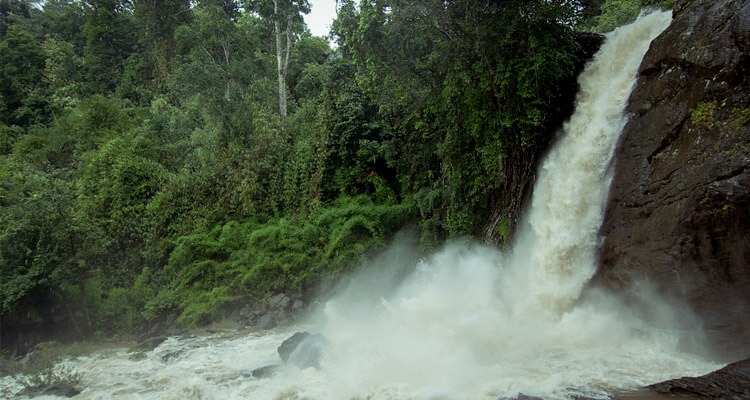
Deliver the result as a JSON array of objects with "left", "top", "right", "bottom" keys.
[
  {"left": 2, "top": 11, "right": 720, "bottom": 400},
  {"left": 507, "top": 10, "right": 675, "bottom": 316}
]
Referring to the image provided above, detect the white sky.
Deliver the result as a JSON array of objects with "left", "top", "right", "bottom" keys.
[{"left": 304, "top": 0, "right": 338, "bottom": 38}]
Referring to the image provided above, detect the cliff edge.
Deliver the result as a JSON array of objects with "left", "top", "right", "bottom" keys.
[{"left": 597, "top": 0, "right": 750, "bottom": 359}]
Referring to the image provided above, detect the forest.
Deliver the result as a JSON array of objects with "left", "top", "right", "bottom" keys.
[{"left": 0, "top": 0, "right": 671, "bottom": 353}]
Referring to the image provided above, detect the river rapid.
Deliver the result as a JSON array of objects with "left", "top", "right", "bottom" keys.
[{"left": 1, "top": 10, "right": 723, "bottom": 400}]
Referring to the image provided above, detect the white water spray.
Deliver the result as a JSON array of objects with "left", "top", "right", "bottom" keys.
[{"left": 0, "top": 11, "right": 721, "bottom": 400}]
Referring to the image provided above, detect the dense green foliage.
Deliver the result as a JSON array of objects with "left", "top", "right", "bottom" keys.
[
  {"left": 0, "top": 0, "right": 668, "bottom": 350},
  {"left": 582, "top": 0, "right": 675, "bottom": 32}
]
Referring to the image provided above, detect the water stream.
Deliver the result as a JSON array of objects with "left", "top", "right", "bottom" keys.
[{"left": 2, "top": 11, "right": 722, "bottom": 400}]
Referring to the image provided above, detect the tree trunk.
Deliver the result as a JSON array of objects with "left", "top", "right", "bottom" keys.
[{"left": 273, "top": 0, "right": 288, "bottom": 118}]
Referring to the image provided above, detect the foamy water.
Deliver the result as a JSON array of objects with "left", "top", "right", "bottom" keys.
[{"left": 1, "top": 11, "right": 722, "bottom": 400}]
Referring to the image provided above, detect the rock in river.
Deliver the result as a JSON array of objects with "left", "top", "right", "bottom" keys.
[
  {"left": 278, "top": 331, "right": 327, "bottom": 369},
  {"left": 648, "top": 358, "right": 750, "bottom": 399},
  {"left": 249, "top": 331, "right": 328, "bottom": 378}
]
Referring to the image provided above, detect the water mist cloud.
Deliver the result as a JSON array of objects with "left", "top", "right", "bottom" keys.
[{"left": 307, "top": 237, "right": 716, "bottom": 400}]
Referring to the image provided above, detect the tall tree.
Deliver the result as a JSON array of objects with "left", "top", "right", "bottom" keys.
[
  {"left": 39, "top": 0, "right": 86, "bottom": 49},
  {"left": 245, "top": 0, "right": 310, "bottom": 118},
  {"left": 0, "top": 24, "right": 47, "bottom": 126},
  {"left": 83, "top": 0, "right": 135, "bottom": 93},
  {"left": 133, "top": 0, "right": 191, "bottom": 90},
  {"left": 0, "top": 0, "right": 33, "bottom": 38}
]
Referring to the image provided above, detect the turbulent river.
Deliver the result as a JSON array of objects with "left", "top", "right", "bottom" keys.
[{"left": 2, "top": 11, "right": 723, "bottom": 400}]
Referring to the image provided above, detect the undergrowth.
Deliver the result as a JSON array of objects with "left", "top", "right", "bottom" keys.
[{"left": 144, "top": 195, "right": 418, "bottom": 326}]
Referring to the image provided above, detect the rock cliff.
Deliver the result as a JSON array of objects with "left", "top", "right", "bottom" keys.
[{"left": 596, "top": 0, "right": 750, "bottom": 359}]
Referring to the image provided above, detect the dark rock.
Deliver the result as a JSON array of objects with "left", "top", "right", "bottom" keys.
[
  {"left": 20, "top": 351, "right": 41, "bottom": 368},
  {"left": 19, "top": 382, "right": 81, "bottom": 398},
  {"left": 277, "top": 332, "right": 327, "bottom": 369},
  {"left": 575, "top": 31, "right": 606, "bottom": 61},
  {"left": 228, "top": 305, "right": 253, "bottom": 325},
  {"left": 0, "top": 357, "right": 9, "bottom": 375},
  {"left": 648, "top": 358, "right": 750, "bottom": 398},
  {"left": 245, "top": 364, "right": 282, "bottom": 378},
  {"left": 137, "top": 335, "right": 168, "bottom": 351},
  {"left": 254, "top": 314, "right": 275, "bottom": 330},
  {"left": 160, "top": 349, "right": 185, "bottom": 363},
  {"left": 269, "top": 293, "right": 292, "bottom": 311},
  {"left": 247, "top": 294, "right": 307, "bottom": 330},
  {"left": 504, "top": 394, "right": 543, "bottom": 400},
  {"left": 128, "top": 351, "right": 147, "bottom": 361},
  {"left": 10, "top": 333, "right": 36, "bottom": 359},
  {"left": 596, "top": 0, "right": 750, "bottom": 359},
  {"left": 292, "top": 300, "right": 304, "bottom": 313},
  {"left": 135, "top": 313, "right": 179, "bottom": 351}
]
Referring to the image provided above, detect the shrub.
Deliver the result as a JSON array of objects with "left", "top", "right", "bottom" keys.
[
  {"left": 691, "top": 101, "right": 715, "bottom": 129},
  {"left": 142, "top": 196, "right": 417, "bottom": 326}
]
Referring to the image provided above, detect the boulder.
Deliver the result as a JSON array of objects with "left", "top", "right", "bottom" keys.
[
  {"left": 269, "top": 293, "right": 292, "bottom": 311},
  {"left": 249, "top": 293, "right": 308, "bottom": 330},
  {"left": 241, "top": 332, "right": 327, "bottom": 379},
  {"left": 136, "top": 336, "right": 168, "bottom": 352},
  {"left": 19, "top": 382, "right": 80, "bottom": 398},
  {"left": 254, "top": 314, "right": 275, "bottom": 330},
  {"left": 506, "top": 395, "right": 543, "bottom": 400},
  {"left": 277, "top": 332, "right": 327, "bottom": 369},
  {"left": 160, "top": 349, "right": 185, "bottom": 363},
  {"left": 648, "top": 358, "right": 750, "bottom": 398},
  {"left": 596, "top": 0, "right": 750, "bottom": 358},
  {"left": 134, "top": 313, "right": 180, "bottom": 351},
  {"left": 246, "top": 364, "right": 282, "bottom": 378}
]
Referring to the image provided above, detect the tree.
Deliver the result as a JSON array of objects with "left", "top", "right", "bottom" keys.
[
  {"left": 38, "top": 0, "right": 86, "bottom": 49},
  {"left": 133, "top": 0, "right": 191, "bottom": 90},
  {"left": 334, "top": 0, "right": 585, "bottom": 238},
  {"left": 0, "top": 24, "right": 47, "bottom": 126},
  {"left": 83, "top": 0, "right": 135, "bottom": 93},
  {"left": 0, "top": 0, "right": 33, "bottom": 38},
  {"left": 171, "top": 2, "right": 272, "bottom": 141},
  {"left": 245, "top": 0, "right": 310, "bottom": 118}
]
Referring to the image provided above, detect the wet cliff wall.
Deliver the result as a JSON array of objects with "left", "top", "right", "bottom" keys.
[{"left": 597, "top": 0, "right": 750, "bottom": 359}]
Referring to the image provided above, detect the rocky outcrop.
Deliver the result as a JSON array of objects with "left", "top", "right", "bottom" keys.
[
  {"left": 596, "top": 0, "right": 750, "bottom": 358},
  {"left": 277, "top": 331, "right": 327, "bottom": 369},
  {"left": 134, "top": 313, "right": 183, "bottom": 351},
  {"left": 18, "top": 382, "right": 81, "bottom": 398},
  {"left": 247, "top": 331, "right": 327, "bottom": 378},
  {"left": 648, "top": 358, "right": 750, "bottom": 398},
  {"left": 240, "top": 293, "right": 305, "bottom": 330}
]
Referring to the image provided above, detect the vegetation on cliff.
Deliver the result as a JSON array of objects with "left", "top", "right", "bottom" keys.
[{"left": 0, "top": 0, "right": 666, "bottom": 352}]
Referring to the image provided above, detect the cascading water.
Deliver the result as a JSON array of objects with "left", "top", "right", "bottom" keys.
[
  {"left": 507, "top": 8, "right": 675, "bottom": 316},
  {"left": 0, "top": 10, "right": 722, "bottom": 400}
]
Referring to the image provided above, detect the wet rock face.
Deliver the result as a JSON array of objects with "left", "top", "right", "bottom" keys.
[
  {"left": 19, "top": 382, "right": 81, "bottom": 398},
  {"left": 245, "top": 293, "right": 306, "bottom": 330},
  {"left": 248, "top": 331, "right": 328, "bottom": 379},
  {"left": 596, "top": 0, "right": 750, "bottom": 358},
  {"left": 648, "top": 358, "right": 750, "bottom": 398},
  {"left": 277, "top": 332, "right": 327, "bottom": 369}
]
